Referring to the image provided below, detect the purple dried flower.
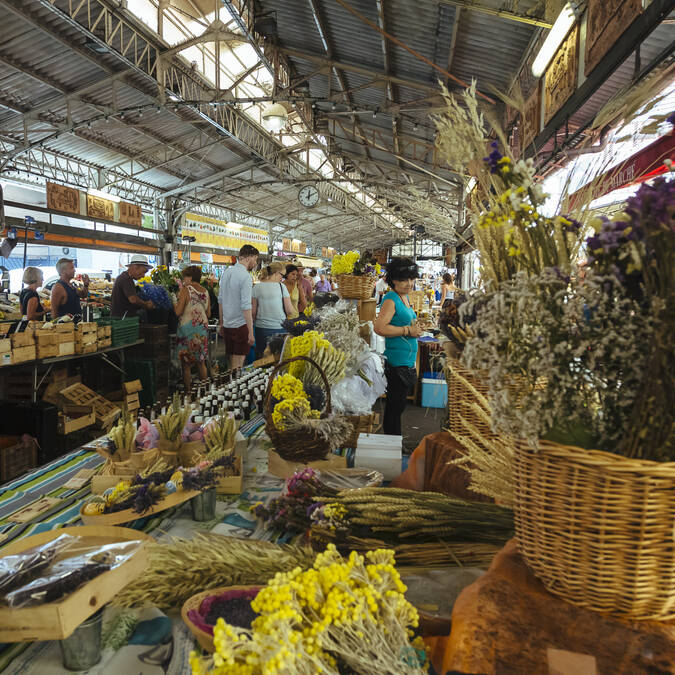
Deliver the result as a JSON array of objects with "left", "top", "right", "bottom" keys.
[{"left": 483, "top": 140, "right": 502, "bottom": 174}]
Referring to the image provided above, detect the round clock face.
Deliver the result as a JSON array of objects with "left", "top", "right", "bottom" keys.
[{"left": 298, "top": 185, "right": 319, "bottom": 208}]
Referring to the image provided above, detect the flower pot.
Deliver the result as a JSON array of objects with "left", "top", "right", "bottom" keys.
[
  {"left": 513, "top": 439, "right": 675, "bottom": 620},
  {"left": 191, "top": 488, "right": 217, "bottom": 521},
  {"left": 58, "top": 609, "right": 103, "bottom": 671}
]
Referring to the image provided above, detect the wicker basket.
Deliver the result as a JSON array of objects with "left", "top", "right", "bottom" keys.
[
  {"left": 444, "top": 358, "right": 495, "bottom": 442},
  {"left": 513, "top": 439, "right": 675, "bottom": 620},
  {"left": 345, "top": 413, "right": 378, "bottom": 448},
  {"left": 337, "top": 274, "right": 376, "bottom": 300},
  {"left": 181, "top": 585, "right": 261, "bottom": 652},
  {"left": 264, "top": 355, "right": 333, "bottom": 462}
]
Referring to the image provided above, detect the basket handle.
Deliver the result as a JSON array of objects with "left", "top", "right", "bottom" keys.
[{"left": 264, "top": 355, "right": 333, "bottom": 430}]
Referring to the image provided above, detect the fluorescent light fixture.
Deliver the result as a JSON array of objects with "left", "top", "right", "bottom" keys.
[
  {"left": 261, "top": 103, "right": 288, "bottom": 132},
  {"left": 532, "top": 2, "right": 580, "bottom": 78},
  {"left": 88, "top": 188, "right": 120, "bottom": 203}
]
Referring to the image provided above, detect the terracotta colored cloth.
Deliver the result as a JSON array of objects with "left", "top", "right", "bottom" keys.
[
  {"left": 426, "top": 540, "right": 675, "bottom": 675},
  {"left": 391, "top": 432, "right": 492, "bottom": 503}
]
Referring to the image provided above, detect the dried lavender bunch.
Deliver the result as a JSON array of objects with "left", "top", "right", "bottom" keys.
[{"left": 461, "top": 268, "right": 654, "bottom": 454}]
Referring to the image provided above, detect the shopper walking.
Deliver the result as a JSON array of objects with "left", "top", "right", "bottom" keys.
[
  {"left": 175, "top": 265, "right": 210, "bottom": 389},
  {"left": 374, "top": 257, "right": 422, "bottom": 436},
  {"left": 111, "top": 254, "right": 154, "bottom": 318},
  {"left": 439, "top": 273, "right": 458, "bottom": 307},
  {"left": 283, "top": 264, "right": 307, "bottom": 319},
  {"left": 20, "top": 267, "right": 46, "bottom": 321},
  {"left": 50, "top": 258, "right": 89, "bottom": 318},
  {"left": 297, "top": 264, "right": 314, "bottom": 303},
  {"left": 218, "top": 244, "right": 259, "bottom": 369},
  {"left": 252, "top": 262, "right": 294, "bottom": 358}
]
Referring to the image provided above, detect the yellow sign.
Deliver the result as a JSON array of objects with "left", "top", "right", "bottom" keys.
[{"left": 183, "top": 213, "right": 268, "bottom": 254}]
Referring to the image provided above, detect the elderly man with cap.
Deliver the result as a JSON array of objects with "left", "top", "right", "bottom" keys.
[
  {"left": 51, "top": 257, "right": 89, "bottom": 318},
  {"left": 111, "top": 254, "right": 154, "bottom": 318}
]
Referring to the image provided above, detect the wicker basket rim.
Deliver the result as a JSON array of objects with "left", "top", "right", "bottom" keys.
[{"left": 517, "top": 439, "right": 675, "bottom": 475}]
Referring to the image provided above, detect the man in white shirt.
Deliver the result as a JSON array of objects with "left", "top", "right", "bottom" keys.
[
  {"left": 375, "top": 274, "right": 388, "bottom": 305},
  {"left": 218, "top": 244, "right": 259, "bottom": 368}
]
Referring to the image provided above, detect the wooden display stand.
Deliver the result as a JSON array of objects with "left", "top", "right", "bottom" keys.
[
  {"left": 0, "top": 526, "right": 150, "bottom": 642},
  {"left": 57, "top": 402, "right": 96, "bottom": 435}
]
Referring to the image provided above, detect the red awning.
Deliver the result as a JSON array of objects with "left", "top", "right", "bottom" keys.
[{"left": 568, "top": 131, "right": 675, "bottom": 210}]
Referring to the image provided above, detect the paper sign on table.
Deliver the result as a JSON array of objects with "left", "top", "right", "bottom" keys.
[
  {"left": 64, "top": 468, "right": 96, "bottom": 489},
  {"left": 11, "top": 497, "right": 61, "bottom": 523}
]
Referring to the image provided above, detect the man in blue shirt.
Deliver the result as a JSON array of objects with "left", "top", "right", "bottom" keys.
[{"left": 218, "top": 244, "right": 259, "bottom": 368}]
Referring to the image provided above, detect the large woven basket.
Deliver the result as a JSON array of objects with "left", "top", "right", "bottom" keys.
[
  {"left": 513, "top": 439, "right": 675, "bottom": 620},
  {"left": 444, "top": 357, "right": 495, "bottom": 443},
  {"left": 337, "top": 274, "right": 376, "bottom": 300},
  {"left": 264, "top": 355, "right": 333, "bottom": 462}
]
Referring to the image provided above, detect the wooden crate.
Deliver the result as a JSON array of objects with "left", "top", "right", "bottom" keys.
[
  {"left": 57, "top": 405, "right": 96, "bottom": 434},
  {"left": 35, "top": 331, "right": 58, "bottom": 346},
  {"left": 53, "top": 323, "right": 75, "bottom": 335},
  {"left": 11, "top": 345, "right": 36, "bottom": 364},
  {"left": 357, "top": 298, "right": 377, "bottom": 323},
  {"left": 0, "top": 323, "right": 13, "bottom": 338},
  {"left": 59, "top": 383, "right": 121, "bottom": 427},
  {"left": 75, "top": 343, "right": 98, "bottom": 355},
  {"left": 98, "top": 338, "right": 112, "bottom": 349},
  {"left": 0, "top": 435, "right": 38, "bottom": 482},
  {"left": 0, "top": 338, "right": 10, "bottom": 353},
  {"left": 0, "top": 352, "right": 10, "bottom": 367},
  {"left": 216, "top": 457, "right": 243, "bottom": 495},
  {"left": 56, "top": 342, "right": 75, "bottom": 356},
  {"left": 0, "top": 526, "right": 150, "bottom": 642},
  {"left": 123, "top": 379, "right": 143, "bottom": 394},
  {"left": 36, "top": 344, "right": 59, "bottom": 359},
  {"left": 267, "top": 449, "right": 347, "bottom": 479},
  {"left": 75, "top": 332, "right": 97, "bottom": 345},
  {"left": 97, "top": 326, "right": 112, "bottom": 339},
  {"left": 77, "top": 322, "right": 98, "bottom": 335},
  {"left": 10, "top": 332, "right": 35, "bottom": 349},
  {"left": 124, "top": 392, "right": 140, "bottom": 412}
]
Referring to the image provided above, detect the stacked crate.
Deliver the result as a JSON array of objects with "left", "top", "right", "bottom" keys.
[
  {"left": 75, "top": 322, "right": 98, "bottom": 355},
  {"left": 97, "top": 324, "right": 112, "bottom": 349},
  {"left": 10, "top": 329, "right": 36, "bottom": 364},
  {"left": 0, "top": 323, "right": 10, "bottom": 366}
]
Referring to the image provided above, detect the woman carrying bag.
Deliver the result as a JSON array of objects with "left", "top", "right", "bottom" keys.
[
  {"left": 252, "top": 262, "right": 295, "bottom": 358},
  {"left": 374, "top": 257, "right": 422, "bottom": 436},
  {"left": 283, "top": 264, "right": 307, "bottom": 319}
]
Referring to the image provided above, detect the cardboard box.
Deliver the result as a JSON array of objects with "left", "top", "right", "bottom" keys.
[
  {"left": 11, "top": 345, "right": 36, "bottom": 364},
  {"left": 358, "top": 299, "right": 377, "bottom": 323},
  {"left": 58, "top": 342, "right": 75, "bottom": 356},
  {"left": 267, "top": 449, "right": 347, "bottom": 479},
  {"left": 354, "top": 433, "right": 402, "bottom": 481},
  {"left": 11, "top": 332, "right": 35, "bottom": 348}
]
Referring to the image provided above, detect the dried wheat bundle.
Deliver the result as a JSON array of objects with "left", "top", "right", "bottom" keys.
[{"left": 113, "top": 534, "right": 316, "bottom": 610}]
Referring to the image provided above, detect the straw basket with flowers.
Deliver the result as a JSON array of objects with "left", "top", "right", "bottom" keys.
[{"left": 331, "top": 251, "right": 379, "bottom": 300}]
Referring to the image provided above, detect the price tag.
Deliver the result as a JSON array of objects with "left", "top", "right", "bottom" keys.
[
  {"left": 64, "top": 469, "right": 96, "bottom": 489},
  {"left": 11, "top": 497, "right": 61, "bottom": 523}
]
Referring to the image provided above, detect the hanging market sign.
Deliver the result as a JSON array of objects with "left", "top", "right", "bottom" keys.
[
  {"left": 182, "top": 213, "right": 269, "bottom": 254},
  {"left": 86, "top": 193, "right": 115, "bottom": 220},
  {"left": 46, "top": 181, "right": 80, "bottom": 215},
  {"left": 585, "top": 0, "right": 642, "bottom": 76},
  {"left": 545, "top": 25, "right": 578, "bottom": 125},
  {"left": 119, "top": 202, "right": 142, "bottom": 227}
]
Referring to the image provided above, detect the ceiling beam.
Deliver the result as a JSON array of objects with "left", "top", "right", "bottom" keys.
[
  {"left": 277, "top": 47, "right": 443, "bottom": 95},
  {"left": 446, "top": 7, "right": 461, "bottom": 77},
  {"left": 434, "top": 0, "right": 551, "bottom": 28},
  {"left": 158, "top": 160, "right": 258, "bottom": 197}
]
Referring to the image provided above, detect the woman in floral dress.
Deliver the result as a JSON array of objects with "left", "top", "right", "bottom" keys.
[{"left": 174, "top": 265, "right": 210, "bottom": 389}]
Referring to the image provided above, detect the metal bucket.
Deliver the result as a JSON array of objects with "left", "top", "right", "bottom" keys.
[
  {"left": 59, "top": 609, "right": 103, "bottom": 671},
  {"left": 191, "top": 487, "right": 217, "bottom": 521}
]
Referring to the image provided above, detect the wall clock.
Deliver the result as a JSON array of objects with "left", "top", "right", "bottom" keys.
[{"left": 298, "top": 185, "right": 319, "bottom": 208}]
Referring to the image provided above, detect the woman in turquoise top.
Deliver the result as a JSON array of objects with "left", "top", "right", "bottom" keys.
[{"left": 374, "top": 257, "right": 422, "bottom": 435}]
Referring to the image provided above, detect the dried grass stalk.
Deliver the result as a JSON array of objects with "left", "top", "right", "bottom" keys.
[{"left": 113, "top": 534, "right": 316, "bottom": 610}]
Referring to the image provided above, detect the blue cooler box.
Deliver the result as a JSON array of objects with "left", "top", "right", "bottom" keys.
[{"left": 421, "top": 372, "right": 448, "bottom": 408}]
